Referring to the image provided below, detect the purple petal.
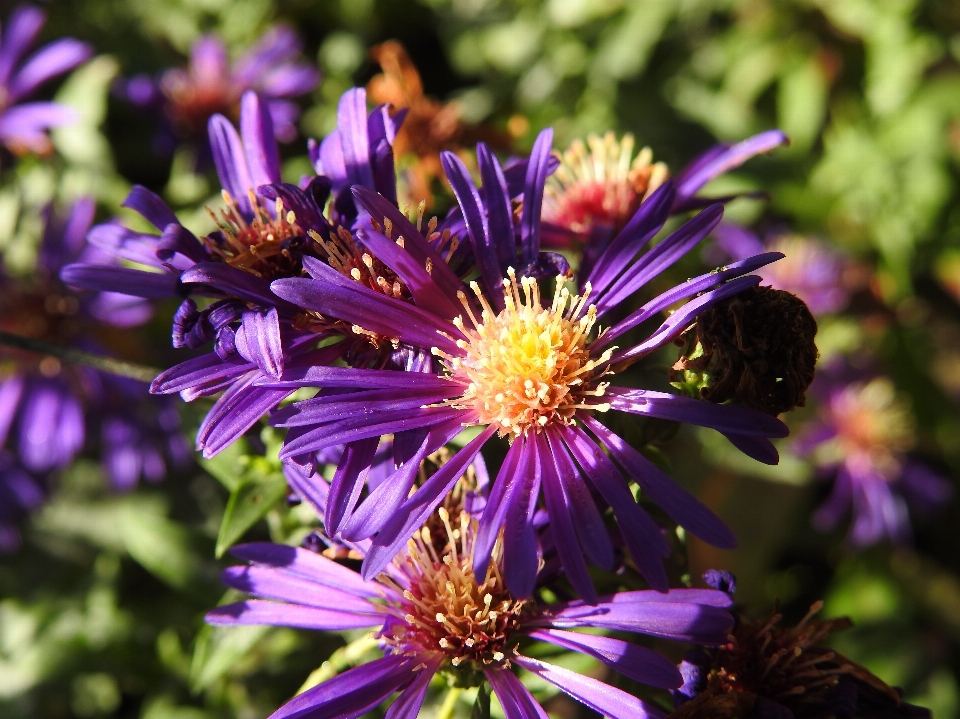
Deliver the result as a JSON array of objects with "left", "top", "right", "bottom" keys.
[
  {"left": 121, "top": 185, "right": 180, "bottom": 231},
  {"left": 360, "top": 425, "right": 497, "bottom": 580},
  {"left": 486, "top": 668, "right": 550, "bottom": 719},
  {"left": 197, "top": 378, "right": 294, "bottom": 458},
  {"left": 0, "top": 375, "right": 25, "bottom": 446},
  {"left": 59, "top": 264, "right": 179, "bottom": 298},
  {"left": 324, "top": 437, "right": 379, "bottom": 535},
  {"left": 336, "top": 88, "right": 375, "bottom": 189},
  {"left": 268, "top": 654, "right": 415, "bottom": 719},
  {"left": 206, "top": 599, "right": 379, "bottom": 631},
  {"left": 181, "top": 262, "right": 294, "bottom": 311},
  {"left": 528, "top": 628, "right": 682, "bottom": 689},
  {"left": 230, "top": 542, "right": 381, "bottom": 598},
  {"left": 520, "top": 128, "right": 553, "bottom": 265},
  {"left": 675, "top": 130, "right": 788, "bottom": 200},
  {"left": 270, "top": 275, "right": 460, "bottom": 354},
  {"left": 220, "top": 565, "right": 378, "bottom": 615},
  {"left": 235, "top": 308, "right": 284, "bottom": 380},
  {"left": 474, "top": 433, "right": 527, "bottom": 581},
  {"left": 565, "top": 424, "right": 670, "bottom": 591},
  {"left": 501, "top": 436, "right": 542, "bottom": 599},
  {"left": 258, "top": 62, "right": 320, "bottom": 98},
  {"left": 0, "top": 102, "right": 76, "bottom": 147},
  {"left": 598, "top": 253, "right": 783, "bottom": 350},
  {"left": 0, "top": 7, "right": 46, "bottom": 87},
  {"left": 209, "top": 114, "right": 254, "bottom": 213},
  {"left": 608, "top": 388, "right": 788, "bottom": 438},
  {"left": 514, "top": 655, "right": 666, "bottom": 719},
  {"left": 722, "top": 433, "right": 781, "bottom": 464},
  {"left": 584, "top": 416, "right": 737, "bottom": 549},
  {"left": 9, "top": 38, "right": 92, "bottom": 101},
  {"left": 151, "top": 354, "right": 251, "bottom": 397},
  {"left": 240, "top": 91, "right": 281, "bottom": 188},
  {"left": 256, "top": 364, "right": 454, "bottom": 392},
  {"left": 19, "top": 380, "right": 84, "bottom": 472},
  {"left": 383, "top": 663, "right": 436, "bottom": 719},
  {"left": 587, "top": 180, "right": 674, "bottom": 299},
  {"left": 233, "top": 24, "right": 301, "bottom": 85},
  {"left": 594, "top": 203, "right": 723, "bottom": 317}
]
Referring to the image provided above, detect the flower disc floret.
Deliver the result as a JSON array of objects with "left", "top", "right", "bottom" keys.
[
  {"left": 379, "top": 508, "right": 526, "bottom": 677},
  {"left": 440, "top": 268, "right": 613, "bottom": 437}
]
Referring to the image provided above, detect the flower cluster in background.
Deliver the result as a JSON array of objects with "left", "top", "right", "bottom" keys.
[{"left": 0, "top": 1, "right": 958, "bottom": 718}]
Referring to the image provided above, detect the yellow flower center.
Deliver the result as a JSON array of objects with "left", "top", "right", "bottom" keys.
[{"left": 437, "top": 269, "right": 612, "bottom": 437}]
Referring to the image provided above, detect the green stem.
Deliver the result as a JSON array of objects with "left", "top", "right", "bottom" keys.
[
  {"left": 0, "top": 330, "right": 162, "bottom": 383},
  {"left": 437, "top": 686, "right": 463, "bottom": 719}
]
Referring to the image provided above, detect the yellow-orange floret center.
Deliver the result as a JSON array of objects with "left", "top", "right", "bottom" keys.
[{"left": 438, "top": 269, "right": 612, "bottom": 437}]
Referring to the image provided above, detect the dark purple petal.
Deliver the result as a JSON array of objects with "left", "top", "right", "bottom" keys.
[
  {"left": 565, "top": 424, "right": 670, "bottom": 591},
  {"left": 0, "top": 375, "right": 25, "bottom": 445},
  {"left": 121, "top": 185, "right": 179, "bottom": 231},
  {"left": 383, "top": 663, "right": 435, "bottom": 719},
  {"left": 486, "top": 668, "right": 550, "bottom": 719},
  {"left": 255, "top": 364, "right": 454, "bottom": 392},
  {"left": 240, "top": 91, "right": 281, "bottom": 188},
  {"left": 501, "top": 436, "right": 542, "bottom": 599},
  {"left": 597, "top": 253, "right": 783, "bottom": 350},
  {"left": 528, "top": 628, "right": 682, "bottom": 689},
  {"left": 324, "top": 437, "right": 379, "bottom": 535},
  {"left": 0, "top": 102, "right": 75, "bottom": 148},
  {"left": 157, "top": 221, "right": 207, "bottom": 263},
  {"left": 258, "top": 183, "right": 328, "bottom": 234},
  {"left": 540, "top": 431, "right": 597, "bottom": 603},
  {"left": 355, "top": 223, "right": 462, "bottom": 320},
  {"left": 609, "top": 275, "right": 762, "bottom": 365},
  {"left": 270, "top": 275, "right": 460, "bottom": 354},
  {"left": 361, "top": 425, "right": 497, "bottom": 580},
  {"left": 607, "top": 388, "right": 788, "bottom": 438},
  {"left": 477, "top": 143, "right": 517, "bottom": 273},
  {"left": 0, "top": 7, "right": 46, "bottom": 87},
  {"left": 220, "top": 565, "right": 378, "bottom": 615},
  {"left": 337, "top": 88, "right": 375, "bottom": 189},
  {"left": 474, "top": 433, "right": 526, "bottom": 581},
  {"left": 230, "top": 542, "right": 381, "bottom": 598},
  {"left": 9, "top": 38, "right": 92, "bottom": 101},
  {"left": 520, "top": 128, "right": 553, "bottom": 265},
  {"left": 351, "top": 186, "right": 465, "bottom": 300},
  {"left": 209, "top": 114, "right": 254, "bottom": 213},
  {"left": 19, "top": 380, "right": 83, "bottom": 472},
  {"left": 59, "top": 264, "right": 180, "bottom": 298},
  {"left": 722, "top": 433, "right": 781, "bottom": 464},
  {"left": 594, "top": 203, "right": 724, "bottom": 317},
  {"left": 235, "top": 307, "right": 284, "bottom": 380},
  {"left": 584, "top": 416, "right": 737, "bottom": 549},
  {"left": 271, "top": 389, "right": 453, "bottom": 428},
  {"left": 181, "top": 262, "right": 295, "bottom": 311},
  {"left": 196, "top": 376, "right": 294, "bottom": 457},
  {"left": 233, "top": 24, "right": 301, "bottom": 83},
  {"left": 514, "top": 655, "right": 666, "bottom": 719},
  {"left": 675, "top": 130, "right": 788, "bottom": 200},
  {"left": 206, "top": 599, "right": 380, "bottom": 631},
  {"left": 260, "top": 62, "right": 321, "bottom": 98},
  {"left": 151, "top": 354, "right": 250, "bottom": 397},
  {"left": 586, "top": 180, "right": 674, "bottom": 299},
  {"left": 268, "top": 654, "right": 416, "bottom": 719}
]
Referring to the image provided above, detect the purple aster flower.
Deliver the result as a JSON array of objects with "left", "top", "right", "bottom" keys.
[
  {"left": 0, "top": 5, "right": 92, "bottom": 156},
  {"left": 541, "top": 130, "right": 787, "bottom": 280},
  {"left": 263, "top": 127, "right": 790, "bottom": 599},
  {"left": 207, "top": 505, "right": 735, "bottom": 719},
  {"left": 797, "top": 372, "right": 952, "bottom": 547},
  {"left": 121, "top": 24, "right": 319, "bottom": 150},
  {"left": 0, "top": 198, "right": 189, "bottom": 546},
  {"left": 711, "top": 224, "right": 849, "bottom": 316}
]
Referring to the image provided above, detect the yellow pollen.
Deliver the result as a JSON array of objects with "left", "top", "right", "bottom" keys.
[{"left": 443, "top": 268, "right": 613, "bottom": 436}]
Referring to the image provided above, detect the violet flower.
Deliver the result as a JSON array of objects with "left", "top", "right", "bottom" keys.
[
  {"left": 0, "top": 198, "right": 188, "bottom": 548},
  {"left": 263, "top": 127, "right": 789, "bottom": 599},
  {"left": 122, "top": 25, "right": 319, "bottom": 148},
  {"left": 0, "top": 5, "right": 92, "bottom": 156},
  {"left": 712, "top": 223, "right": 849, "bottom": 316},
  {"left": 207, "top": 507, "right": 735, "bottom": 719},
  {"left": 798, "top": 373, "right": 952, "bottom": 546}
]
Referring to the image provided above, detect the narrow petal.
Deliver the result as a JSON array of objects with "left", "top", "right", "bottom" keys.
[
  {"left": 236, "top": 307, "right": 284, "bottom": 380},
  {"left": 383, "top": 663, "right": 437, "bottom": 719},
  {"left": 361, "top": 425, "right": 497, "bottom": 580},
  {"left": 477, "top": 143, "right": 516, "bottom": 273},
  {"left": 514, "top": 655, "right": 666, "bottom": 719},
  {"left": 474, "top": 435, "right": 527, "bottom": 581},
  {"left": 255, "top": 364, "right": 454, "bottom": 392},
  {"left": 584, "top": 416, "right": 737, "bottom": 549},
  {"left": 337, "top": 87, "right": 375, "bottom": 189},
  {"left": 527, "top": 628, "right": 682, "bottom": 689},
  {"left": 676, "top": 130, "right": 788, "bottom": 201},
  {"left": 206, "top": 599, "right": 379, "bottom": 631},
  {"left": 59, "top": 264, "right": 179, "bottom": 298},
  {"left": 520, "top": 128, "right": 553, "bottom": 265},
  {"left": 151, "top": 355, "right": 251, "bottom": 396},
  {"left": 220, "top": 565, "right": 378, "bottom": 615},
  {"left": 324, "top": 437, "right": 378, "bottom": 535},
  {"left": 607, "top": 388, "right": 788, "bottom": 438},
  {"left": 230, "top": 542, "right": 381, "bottom": 598},
  {"left": 209, "top": 114, "right": 254, "bottom": 213},
  {"left": 486, "top": 669, "right": 550, "bottom": 719},
  {"left": 9, "top": 38, "right": 92, "bottom": 101},
  {"left": 0, "top": 7, "right": 45, "bottom": 87},
  {"left": 721, "top": 433, "right": 781, "bottom": 465},
  {"left": 240, "top": 91, "right": 281, "bottom": 187},
  {"left": 196, "top": 377, "right": 294, "bottom": 458}
]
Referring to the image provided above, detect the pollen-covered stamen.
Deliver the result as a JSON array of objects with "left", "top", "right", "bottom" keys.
[
  {"left": 543, "top": 131, "right": 669, "bottom": 235},
  {"left": 202, "top": 190, "right": 306, "bottom": 279},
  {"left": 379, "top": 508, "right": 525, "bottom": 673},
  {"left": 438, "top": 269, "right": 613, "bottom": 437}
]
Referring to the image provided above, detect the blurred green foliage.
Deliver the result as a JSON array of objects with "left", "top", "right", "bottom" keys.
[{"left": 3, "top": 0, "right": 960, "bottom": 716}]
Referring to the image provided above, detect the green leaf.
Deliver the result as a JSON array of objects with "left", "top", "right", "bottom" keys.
[
  {"left": 470, "top": 683, "right": 491, "bottom": 719},
  {"left": 190, "top": 622, "right": 270, "bottom": 693},
  {"left": 215, "top": 476, "right": 289, "bottom": 558}
]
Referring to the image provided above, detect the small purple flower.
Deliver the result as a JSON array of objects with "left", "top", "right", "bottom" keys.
[
  {"left": 122, "top": 25, "right": 319, "bottom": 148},
  {"left": 207, "top": 508, "right": 735, "bottom": 719},
  {"left": 712, "top": 224, "right": 849, "bottom": 316},
  {"left": 262, "top": 128, "right": 790, "bottom": 599},
  {"left": 0, "top": 198, "right": 189, "bottom": 547},
  {"left": 798, "top": 373, "right": 952, "bottom": 546},
  {"left": 0, "top": 5, "right": 92, "bottom": 155}
]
